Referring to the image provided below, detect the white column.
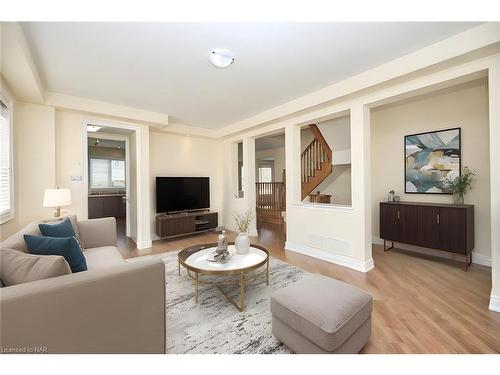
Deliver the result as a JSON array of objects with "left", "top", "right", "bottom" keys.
[
  {"left": 350, "top": 103, "right": 374, "bottom": 270},
  {"left": 243, "top": 137, "right": 257, "bottom": 236},
  {"left": 285, "top": 123, "right": 301, "bottom": 206},
  {"left": 489, "top": 58, "right": 500, "bottom": 312},
  {"left": 136, "top": 124, "right": 152, "bottom": 249}
]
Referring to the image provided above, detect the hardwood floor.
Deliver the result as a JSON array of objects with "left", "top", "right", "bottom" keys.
[{"left": 118, "top": 222, "right": 500, "bottom": 354}]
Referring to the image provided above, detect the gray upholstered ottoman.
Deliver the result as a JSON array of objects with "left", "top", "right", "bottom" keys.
[{"left": 271, "top": 273, "right": 373, "bottom": 354}]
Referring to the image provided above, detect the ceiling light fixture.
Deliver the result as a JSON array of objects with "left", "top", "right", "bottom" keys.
[
  {"left": 208, "top": 48, "right": 235, "bottom": 69},
  {"left": 87, "top": 125, "right": 101, "bottom": 132}
]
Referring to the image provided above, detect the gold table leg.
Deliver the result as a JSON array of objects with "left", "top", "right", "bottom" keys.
[
  {"left": 180, "top": 254, "right": 271, "bottom": 312},
  {"left": 266, "top": 259, "right": 269, "bottom": 286},
  {"left": 239, "top": 272, "right": 245, "bottom": 311},
  {"left": 195, "top": 272, "right": 199, "bottom": 303}
]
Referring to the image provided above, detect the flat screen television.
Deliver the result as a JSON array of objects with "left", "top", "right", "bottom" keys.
[{"left": 156, "top": 177, "right": 210, "bottom": 213}]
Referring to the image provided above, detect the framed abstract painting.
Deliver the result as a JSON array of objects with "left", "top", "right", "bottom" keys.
[{"left": 404, "top": 127, "right": 461, "bottom": 194}]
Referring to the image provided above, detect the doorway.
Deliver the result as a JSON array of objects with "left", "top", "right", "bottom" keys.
[
  {"left": 83, "top": 123, "right": 136, "bottom": 246},
  {"left": 254, "top": 132, "right": 286, "bottom": 243}
]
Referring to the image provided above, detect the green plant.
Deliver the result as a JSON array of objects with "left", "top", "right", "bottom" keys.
[
  {"left": 445, "top": 166, "right": 475, "bottom": 195},
  {"left": 233, "top": 210, "right": 255, "bottom": 233}
]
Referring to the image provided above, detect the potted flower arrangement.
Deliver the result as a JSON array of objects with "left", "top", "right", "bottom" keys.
[
  {"left": 445, "top": 166, "right": 475, "bottom": 204},
  {"left": 233, "top": 210, "right": 255, "bottom": 254}
]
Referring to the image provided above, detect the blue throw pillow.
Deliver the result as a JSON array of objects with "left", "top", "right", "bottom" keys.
[
  {"left": 24, "top": 235, "right": 88, "bottom": 273},
  {"left": 39, "top": 217, "right": 76, "bottom": 238}
]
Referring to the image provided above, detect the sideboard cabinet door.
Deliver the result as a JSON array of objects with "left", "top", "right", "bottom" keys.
[
  {"left": 399, "top": 204, "right": 419, "bottom": 245},
  {"left": 437, "top": 207, "right": 468, "bottom": 254},
  {"left": 380, "top": 203, "right": 401, "bottom": 242},
  {"left": 416, "top": 206, "right": 440, "bottom": 249}
]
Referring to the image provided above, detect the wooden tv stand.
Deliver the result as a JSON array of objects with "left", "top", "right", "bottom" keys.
[{"left": 155, "top": 211, "right": 218, "bottom": 239}]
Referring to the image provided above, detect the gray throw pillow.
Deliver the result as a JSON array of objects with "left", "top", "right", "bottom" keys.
[
  {"left": 0, "top": 221, "right": 42, "bottom": 253},
  {"left": 0, "top": 248, "right": 72, "bottom": 287}
]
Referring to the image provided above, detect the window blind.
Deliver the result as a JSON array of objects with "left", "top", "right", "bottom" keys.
[
  {"left": 0, "top": 98, "right": 13, "bottom": 223},
  {"left": 90, "top": 159, "right": 111, "bottom": 188},
  {"left": 90, "top": 158, "right": 125, "bottom": 188}
]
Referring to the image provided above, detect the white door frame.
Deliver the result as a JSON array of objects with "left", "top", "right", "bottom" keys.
[
  {"left": 82, "top": 119, "right": 143, "bottom": 244},
  {"left": 86, "top": 131, "right": 131, "bottom": 237}
]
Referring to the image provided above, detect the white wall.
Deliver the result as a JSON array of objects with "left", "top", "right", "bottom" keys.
[
  {"left": 371, "top": 80, "right": 491, "bottom": 261},
  {"left": 149, "top": 131, "right": 224, "bottom": 240},
  {"left": 312, "top": 165, "right": 352, "bottom": 206},
  {"left": 0, "top": 102, "right": 55, "bottom": 240},
  {"left": 54, "top": 111, "right": 85, "bottom": 218}
]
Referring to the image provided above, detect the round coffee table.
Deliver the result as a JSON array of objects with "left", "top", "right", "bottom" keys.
[{"left": 178, "top": 243, "right": 269, "bottom": 311}]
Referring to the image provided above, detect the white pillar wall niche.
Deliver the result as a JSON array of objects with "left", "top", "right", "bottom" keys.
[
  {"left": 242, "top": 137, "right": 258, "bottom": 236},
  {"left": 488, "top": 58, "right": 500, "bottom": 312},
  {"left": 284, "top": 107, "right": 374, "bottom": 273}
]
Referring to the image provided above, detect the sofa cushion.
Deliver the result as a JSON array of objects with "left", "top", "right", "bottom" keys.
[
  {"left": 271, "top": 273, "right": 373, "bottom": 352},
  {"left": 0, "top": 221, "right": 42, "bottom": 253},
  {"left": 0, "top": 248, "right": 71, "bottom": 287},
  {"left": 84, "top": 246, "right": 124, "bottom": 270},
  {"left": 39, "top": 217, "right": 76, "bottom": 238},
  {"left": 24, "top": 235, "right": 88, "bottom": 273},
  {"left": 42, "top": 214, "right": 82, "bottom": 246}
]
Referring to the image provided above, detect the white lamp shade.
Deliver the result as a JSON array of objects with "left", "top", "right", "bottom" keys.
[{"left": 43, "top": 189, "right": 71, "bottom": 207}]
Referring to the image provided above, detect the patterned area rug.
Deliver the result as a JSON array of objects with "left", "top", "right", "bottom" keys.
[{"left": 161, "top": 251, "right": 306, "bottom": 354}]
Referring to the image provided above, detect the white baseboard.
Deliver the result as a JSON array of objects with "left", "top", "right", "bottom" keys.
[
  {"left": 472, "top": 253, "right": 492, "bottom": 267},
  {"left": 285, "top": 241, "right": 374, "bottom": 273},
  {"left": 489, "top": 294, "right": 500, "bottom": 313},
  {"left": 372, "top": 237, "right": 491, "bottom": 267},
  {"left": 137, "top": 240, "right": 152, "bottom": 250}
]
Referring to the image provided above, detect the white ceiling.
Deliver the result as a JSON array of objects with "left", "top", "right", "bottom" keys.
[{"left": 22, "top": 22, "right": 480, "bottom": 129}]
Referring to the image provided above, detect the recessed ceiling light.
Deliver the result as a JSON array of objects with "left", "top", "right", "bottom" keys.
[
  {"left": 209, "top": 48, "right": 235, "bottom": 69},
  {"left": 87, "top": 125, "right": 101, "bottom": 132}
]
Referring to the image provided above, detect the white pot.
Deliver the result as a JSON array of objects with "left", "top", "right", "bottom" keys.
[{"left": 235, "top": 232, "right": 250, "bottom": 255}]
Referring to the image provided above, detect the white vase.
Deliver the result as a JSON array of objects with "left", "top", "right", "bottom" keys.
[{"left": 235, "top": 232, "right": 250, "bottom": 255}]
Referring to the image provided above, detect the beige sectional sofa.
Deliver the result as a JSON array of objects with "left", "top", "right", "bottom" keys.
[{"left": 0, "top": 217, "right": 166, "bottom": 354}]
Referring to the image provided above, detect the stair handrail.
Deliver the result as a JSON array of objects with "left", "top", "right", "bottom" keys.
[
  {"left": 308, "top": 124, "right": 332, "bottom": 161},
  {"left": 300, "top": 124, "right": 334, "bottom": 200}
]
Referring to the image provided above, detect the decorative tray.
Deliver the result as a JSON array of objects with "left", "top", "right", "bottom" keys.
[{"left": 207, "top": 248, "right": 236, "bottom": 263}]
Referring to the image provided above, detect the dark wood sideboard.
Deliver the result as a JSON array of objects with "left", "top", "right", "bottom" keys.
[
  {"left": 380, "top": 201, "right": 474, "bottom": 271},
  {"left": 156, "top": 211, "right": 218, "bottom": 239}
]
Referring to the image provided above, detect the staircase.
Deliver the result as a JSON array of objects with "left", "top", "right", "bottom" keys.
[{"left": 301, "top": 124, "right": 333, "bottom": 200}]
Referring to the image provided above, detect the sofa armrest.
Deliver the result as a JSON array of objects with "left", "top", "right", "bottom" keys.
[
  {"left": 0, "top": 259, "right": 165, "bottom": 353},
  {"left": 77, "top": 217, "right": 117, "bottom": 249}
]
